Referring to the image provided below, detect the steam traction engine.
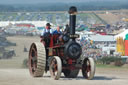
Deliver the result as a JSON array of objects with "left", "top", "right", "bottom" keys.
[{"left": 28, "top": 6, "right": 95, "bottom": 80}]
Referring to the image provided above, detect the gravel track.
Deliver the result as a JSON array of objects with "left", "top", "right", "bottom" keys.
[{"left": 0, "top": 68, "right": 128, "bottom": 85}]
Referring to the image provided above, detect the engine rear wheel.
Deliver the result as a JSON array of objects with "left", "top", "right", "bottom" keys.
[
  {"left": 63, "top": 69, "right": 79, "bottom": 78},
  {"left": 28, "top": 42, "right": 46, "bottom": 77},
  {"left": 82, "top": 57, "right": 95, "bottom": 80},
  {"left": 49, "top": 56, "right": 62, "bottom": 80}
]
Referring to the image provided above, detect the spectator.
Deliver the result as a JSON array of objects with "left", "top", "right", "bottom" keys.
[{"left": 53, "top": 26, "right": 62, "bottom": 35}]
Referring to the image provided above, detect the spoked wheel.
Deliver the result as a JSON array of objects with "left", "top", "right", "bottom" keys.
[
  {"left": 82, "top": 57, "right": 95, "bottom": 80},
  {"left": 49, "top": 56, "right": 62, "bottom": 80},
  {"left": 63, "top": 69, "right": 79, "bottom": 78},
  {"left": 29, "top": 42, "right": 46, "bottom": 77}
]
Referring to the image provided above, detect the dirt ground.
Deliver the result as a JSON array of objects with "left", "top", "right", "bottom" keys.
[
  {"left": 0, "top": 36, "right": 40, "bottom": 68},
  {"left": 0, "top": 68, "right": 128, "bottom": 85},
  {"left": 0, "top": 36, "right": 128, "bottom": 85}
]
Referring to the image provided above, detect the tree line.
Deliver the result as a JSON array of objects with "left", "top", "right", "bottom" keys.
[{"left": 0, "top": 1, "right": 128, "bottom": 12}]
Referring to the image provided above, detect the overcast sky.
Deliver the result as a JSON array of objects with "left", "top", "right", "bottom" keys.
[{"left": 0, "top": 0, "right": 125, "bottom": 4}]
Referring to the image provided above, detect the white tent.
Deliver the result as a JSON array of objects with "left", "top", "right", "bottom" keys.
[
  {"left": 114, "top": 29, "right": 128, "bottom": 40},
  {"left": 0, "top": 21, "right": 50, "bottom": 27}
]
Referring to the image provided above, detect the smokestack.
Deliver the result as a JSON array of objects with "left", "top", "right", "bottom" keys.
[{"left": 69, "top": 6, "right": 77, "bottom": 40}]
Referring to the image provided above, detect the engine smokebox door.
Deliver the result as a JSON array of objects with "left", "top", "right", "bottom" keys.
[{"left": 64, "top": 41, "right": 82, "bottom": 59}]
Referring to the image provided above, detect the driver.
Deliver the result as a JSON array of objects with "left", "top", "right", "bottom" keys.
[
  {"left": 41, "top": 23, "right": 53, "bottom": 47},
  {"left": 41, "top": 23, "right": 53, "bottom": 36},
  {"left": 40, "top": 23, "right": 53, "bottom": 70}
]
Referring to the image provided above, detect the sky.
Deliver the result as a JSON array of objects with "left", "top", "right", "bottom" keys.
[{"left": 0, "top": 0, "right": 125, "bottom": 4}]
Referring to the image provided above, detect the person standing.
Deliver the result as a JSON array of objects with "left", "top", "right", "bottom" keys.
[
  {"left": 41, "top": 23, "right": 53, "bottom": 36},
  {"left": 40, "top": 23, "right": 53, "bottom": 47}
]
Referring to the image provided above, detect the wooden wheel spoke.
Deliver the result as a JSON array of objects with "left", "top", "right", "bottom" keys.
[
  {"left": 51, "top": 63, "right": 57, "bottom": 72},
  {"left": 32, "top": 56, "right": 37, "bottom": 62},
  {"left": 33, "top": 63, "right": 37, "bottom": 70},
  {"left": 51, "top": 60, "right": 55, "bottom": 65},
  {"left": 31, "top": 47, "right": 36, "bottom": 51},
  {"left": 87, "top": 60, "right": 90, "bottom": 66},
  {"left": 31, "top": 67, "right": 35, "bottom": 72},
  {"left": 54, "top": 64, "right": 57, "bottom": 71},
  {"left": 30, "top": 55, "right": 32, "bottom": 60},
  {"left": 31, "top": 46, "right": 37, "bottom": 55},
  {"left": 86, "top": 64, "right": 91, "bottom": 72},
  {"left": 87, "top": 66, "right": 91, "bottom": 72}
]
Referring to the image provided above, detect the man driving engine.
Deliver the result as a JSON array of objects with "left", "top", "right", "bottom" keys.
[
  {"left": 41, "top": 23, "right": 53, "bottom": 36},
  {"left": 41, "top": 23, "right": 53, "bottom": 47}
]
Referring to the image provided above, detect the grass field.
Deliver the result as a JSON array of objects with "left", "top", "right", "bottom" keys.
[{"left": 96, "top": 64, "right": 122, "bottom": 68}]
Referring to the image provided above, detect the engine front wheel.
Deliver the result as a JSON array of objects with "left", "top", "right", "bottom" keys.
[
  {"left": 49, "top": 56, "right": 62, "bottom": 80},
  {"left": 82, "top": 57, "right": 95, "bottom": 80}
]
